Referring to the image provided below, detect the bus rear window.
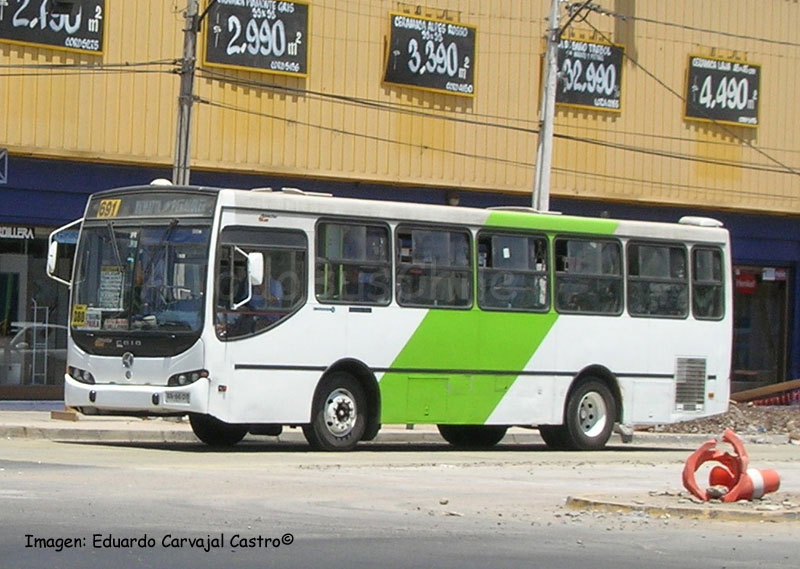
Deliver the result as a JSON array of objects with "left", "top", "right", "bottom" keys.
[{"left": 692, "top": 247, "right": 724, "bottom": 320}]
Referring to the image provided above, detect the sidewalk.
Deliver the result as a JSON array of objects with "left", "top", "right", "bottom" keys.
[
  {"left": 0, "top": 403, "right": 792, "bottom": 446},
  {"left": 2, "top": 404, "right": 798, "bottom": 522}
]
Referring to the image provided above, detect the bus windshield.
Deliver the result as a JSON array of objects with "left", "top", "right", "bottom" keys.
[{"left": 72, "top": 222, "right": 211, "bottom": 333}]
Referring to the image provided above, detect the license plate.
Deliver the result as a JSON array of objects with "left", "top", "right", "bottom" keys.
[{"left": 165, "top": 392, "right": 190, "bottom": 404}]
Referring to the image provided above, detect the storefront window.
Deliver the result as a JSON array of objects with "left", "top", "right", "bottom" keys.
[
  {"left": 0, "top": 226, "right": 72, "bottom": 399},
  {"left": 732, "top": 265, "right": 790, "bottom": 390}
]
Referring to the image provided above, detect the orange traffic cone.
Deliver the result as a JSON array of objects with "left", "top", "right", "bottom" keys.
[{"left": 738, "top": 468, "right": 781, "bottom": 500}]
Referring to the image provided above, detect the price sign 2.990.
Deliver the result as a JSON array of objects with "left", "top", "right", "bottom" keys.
[
  {"left": 384, "top": 13, "right": 476, "bottom": 97},
  {"left": 685, "top": 55, "right": 760, "bottom": 127},
  {"left": 204, "top": 0, "right": 309, "bottom": 77}
]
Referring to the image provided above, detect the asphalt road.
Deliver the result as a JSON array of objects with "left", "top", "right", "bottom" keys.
[{"left": 1, "top": 438, "right": 798, "bottom": 568}]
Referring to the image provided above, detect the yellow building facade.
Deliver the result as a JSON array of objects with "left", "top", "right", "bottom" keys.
[
  {"left": 1, "top": 1, "right": 799, "bottom": 399},
  {"left": 2, "top": 1, "right": 798, "bottom": 213}
]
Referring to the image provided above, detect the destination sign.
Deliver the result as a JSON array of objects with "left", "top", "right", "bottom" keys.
[
  {"left": 87, "top": 193, "right": 218, "bottom": 219},
  {"left": 0, "top": 0, "right": 105, "bottom": 54}
]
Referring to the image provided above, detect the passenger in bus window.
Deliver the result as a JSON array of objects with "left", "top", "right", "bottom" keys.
[{"left": 249, "top": 278, "right": 283, "bottom": 309}]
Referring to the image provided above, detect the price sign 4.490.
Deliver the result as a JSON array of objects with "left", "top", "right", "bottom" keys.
[{"left": 685, "top": 55, "right": 760, "bottom": 127}]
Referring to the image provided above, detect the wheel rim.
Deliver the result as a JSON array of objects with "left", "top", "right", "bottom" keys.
[
  {"left": 577, "top": 391, "right": 608, "bottom": 438},
  {"left": 323, "top": 388, "right": 357, "bottom": 437}
]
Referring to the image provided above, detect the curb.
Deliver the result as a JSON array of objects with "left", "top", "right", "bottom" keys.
[
  {"left": 0, "top": 423, "right": 792, "bottom": 446},
  {"left": 566, "top": 495, "right": 800, "bottom": 522},
  {"left": 0, "top": 426, "right": 199, "bottom": 444}
]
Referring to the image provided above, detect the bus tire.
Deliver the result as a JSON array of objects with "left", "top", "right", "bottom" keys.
[
  {"left": 303, "top": 372, "right": 366, "bottom": 451},
  {"left": 189, "top": 414, "right": 248, "bottom": 447},
  {"left": 437, "top": 425, "right": 508, "bottom": 448},
  {"left": 538, "top": 425, "right": 571, "bottom": 450},
  {"left": 562, "top": 379, "right": 616, "bottom": 450}
]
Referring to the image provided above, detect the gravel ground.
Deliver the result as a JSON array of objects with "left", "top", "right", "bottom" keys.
[{"left": 651, "top": 401, "right": 800, "bottom": 438}]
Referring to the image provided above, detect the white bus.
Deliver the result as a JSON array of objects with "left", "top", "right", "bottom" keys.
[{"left": 48, "top": 184, "right": 732, "bottom": 450}]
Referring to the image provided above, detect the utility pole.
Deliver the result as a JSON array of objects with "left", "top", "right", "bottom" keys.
[
  {"left": 173, "top": 0, "right": 200, "bottom": 186},
  {"left": 532, "top": 0, "right": 561, "bottom": 211}
]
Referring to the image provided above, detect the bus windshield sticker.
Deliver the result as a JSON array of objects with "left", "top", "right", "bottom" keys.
[
  {"left": 98, "top": 266, "right": 124, "bottom": 309},
  {"left": 71, "top": 304, "right": 88, "bottom": 327}
]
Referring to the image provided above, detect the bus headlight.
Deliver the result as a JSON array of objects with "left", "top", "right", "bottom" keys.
[
  {"left": 168, "top": 369, "right": 208, "bottom": 387},
  {"left": 68, "top": 366, "right": 95, "bottom": 385}
]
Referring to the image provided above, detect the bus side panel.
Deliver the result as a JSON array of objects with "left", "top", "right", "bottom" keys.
[
  {"left": 208, "top": 302, "right": 429, "bottom": 424},
  {"left": 379, "top": 309, "right": 558, "bottom": 425},
  {"left": 492, "top": 313, "right": 731, "bottom": 427}
]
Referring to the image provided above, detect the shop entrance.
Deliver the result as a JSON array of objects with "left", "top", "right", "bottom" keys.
[
  {"left": 1, "top": 231, "right": 71, "bottom": 399},
  {"left": 732, "top": 265, "right": 790, "bottom": 391}
]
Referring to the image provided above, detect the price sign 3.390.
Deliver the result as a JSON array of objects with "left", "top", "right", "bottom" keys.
[{"left": 384, "top": 13, "right": 476, "bottom": 97}]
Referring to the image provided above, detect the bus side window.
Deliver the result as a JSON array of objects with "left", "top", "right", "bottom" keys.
[
  {"left": 396, "top": 226, "right": 472, "bottom": 308},
  {"left": 477, "top": 232, "right": 549, "bottom": 312},
  {"left": 215, "top": 228, "right": 307, "bottom": 340},
  {"left": 692, "top": 247, "right": 724, "bottom": 320},
  {"left": 555, "top": 237, "right": 622, "bottom": 315},
  {"left": 315, "top": 221, "right": 391, "bottom": 305},
  {"left": 627, "top": 242, "right": 688, "bottom": 318}
]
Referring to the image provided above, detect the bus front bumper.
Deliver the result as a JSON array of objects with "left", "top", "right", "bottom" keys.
[{"left": 64, "top": 375, "right": 210, "bottom": 416}]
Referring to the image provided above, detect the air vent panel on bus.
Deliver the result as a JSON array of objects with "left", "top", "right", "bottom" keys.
[{"left": 675, "top": 357, "right": 707, "bottom": 411}]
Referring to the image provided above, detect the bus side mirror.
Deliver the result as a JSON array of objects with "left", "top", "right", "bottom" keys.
[
  {"left": 248, "top": 252, "right": 264, "bottom": 286},
  {"left": 47, "top": 219, "right": 82, "bottom": 287}
]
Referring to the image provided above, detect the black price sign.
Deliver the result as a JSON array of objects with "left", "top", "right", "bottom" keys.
[
  {"left": 384, "top": 12, "right": 476, "bottom": 97},
  {"left": 685, "top": 55, "right": 760, "bottom": 127},
  {"left": 556, "top": 38, "right": 623, "bottom": 112},
  {"left": 204, "top": 0, "right": 309, "bottom": 77},
  {"left": 0, "top": 0, "right": 105, "bottom": 54}
]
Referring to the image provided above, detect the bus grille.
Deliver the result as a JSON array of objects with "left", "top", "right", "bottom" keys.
[{"left": 675, "top": 357, "right": 706, "bottom": 411}]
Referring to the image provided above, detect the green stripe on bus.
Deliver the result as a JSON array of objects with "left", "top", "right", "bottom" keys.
[
  {"left": 380, "top": 310, "right": 558, "bottom": 424},
  {"left": 485, "top": 211, "right": 619, "bottom": 234}
]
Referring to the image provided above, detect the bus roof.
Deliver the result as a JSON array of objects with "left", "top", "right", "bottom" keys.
[{"left": 91, "top": 184, "right": 728, "bottom": 243}]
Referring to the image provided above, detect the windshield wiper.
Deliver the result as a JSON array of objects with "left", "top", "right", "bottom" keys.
[
  {"left": 141, "top": 218, "right": 179, "bottom": 280},
  {"left": 105, "top": 220, "right": 124, "bottom": 268}
]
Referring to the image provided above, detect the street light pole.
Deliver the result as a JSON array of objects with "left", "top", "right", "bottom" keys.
[
  {"left": 172, "top": 0, "right": 200, "bottom": 186},
  {"left": 532, "top": 0, "right": 561, "bottom": 212}
]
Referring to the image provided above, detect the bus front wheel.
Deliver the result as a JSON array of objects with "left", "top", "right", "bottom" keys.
[
  {"left": 303, "top": 372, "right": 367, "bottom": 451},
  {"left": 189, "top": 414, "right": 248, "bottom": 447},
  {"left": 437, "top": 425, "right": 508, "bottom": 448}
]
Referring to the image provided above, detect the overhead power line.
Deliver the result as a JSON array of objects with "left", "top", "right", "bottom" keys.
[{"left": 580, "top": 17, "right": 800, "bottom": 177}]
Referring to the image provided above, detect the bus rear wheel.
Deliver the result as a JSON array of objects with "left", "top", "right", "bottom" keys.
[
  {"left": 303, "top": 372, "right": 366, "bottom": 451},
  {"left": 189, "top": 414, "right": 248, "bottom": 447},
  {"left": 565, "top": 379, "right": 615, "bottom": 450},
  {"left": 437, "top": 425, "right": 508, "bottom": 448}
]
